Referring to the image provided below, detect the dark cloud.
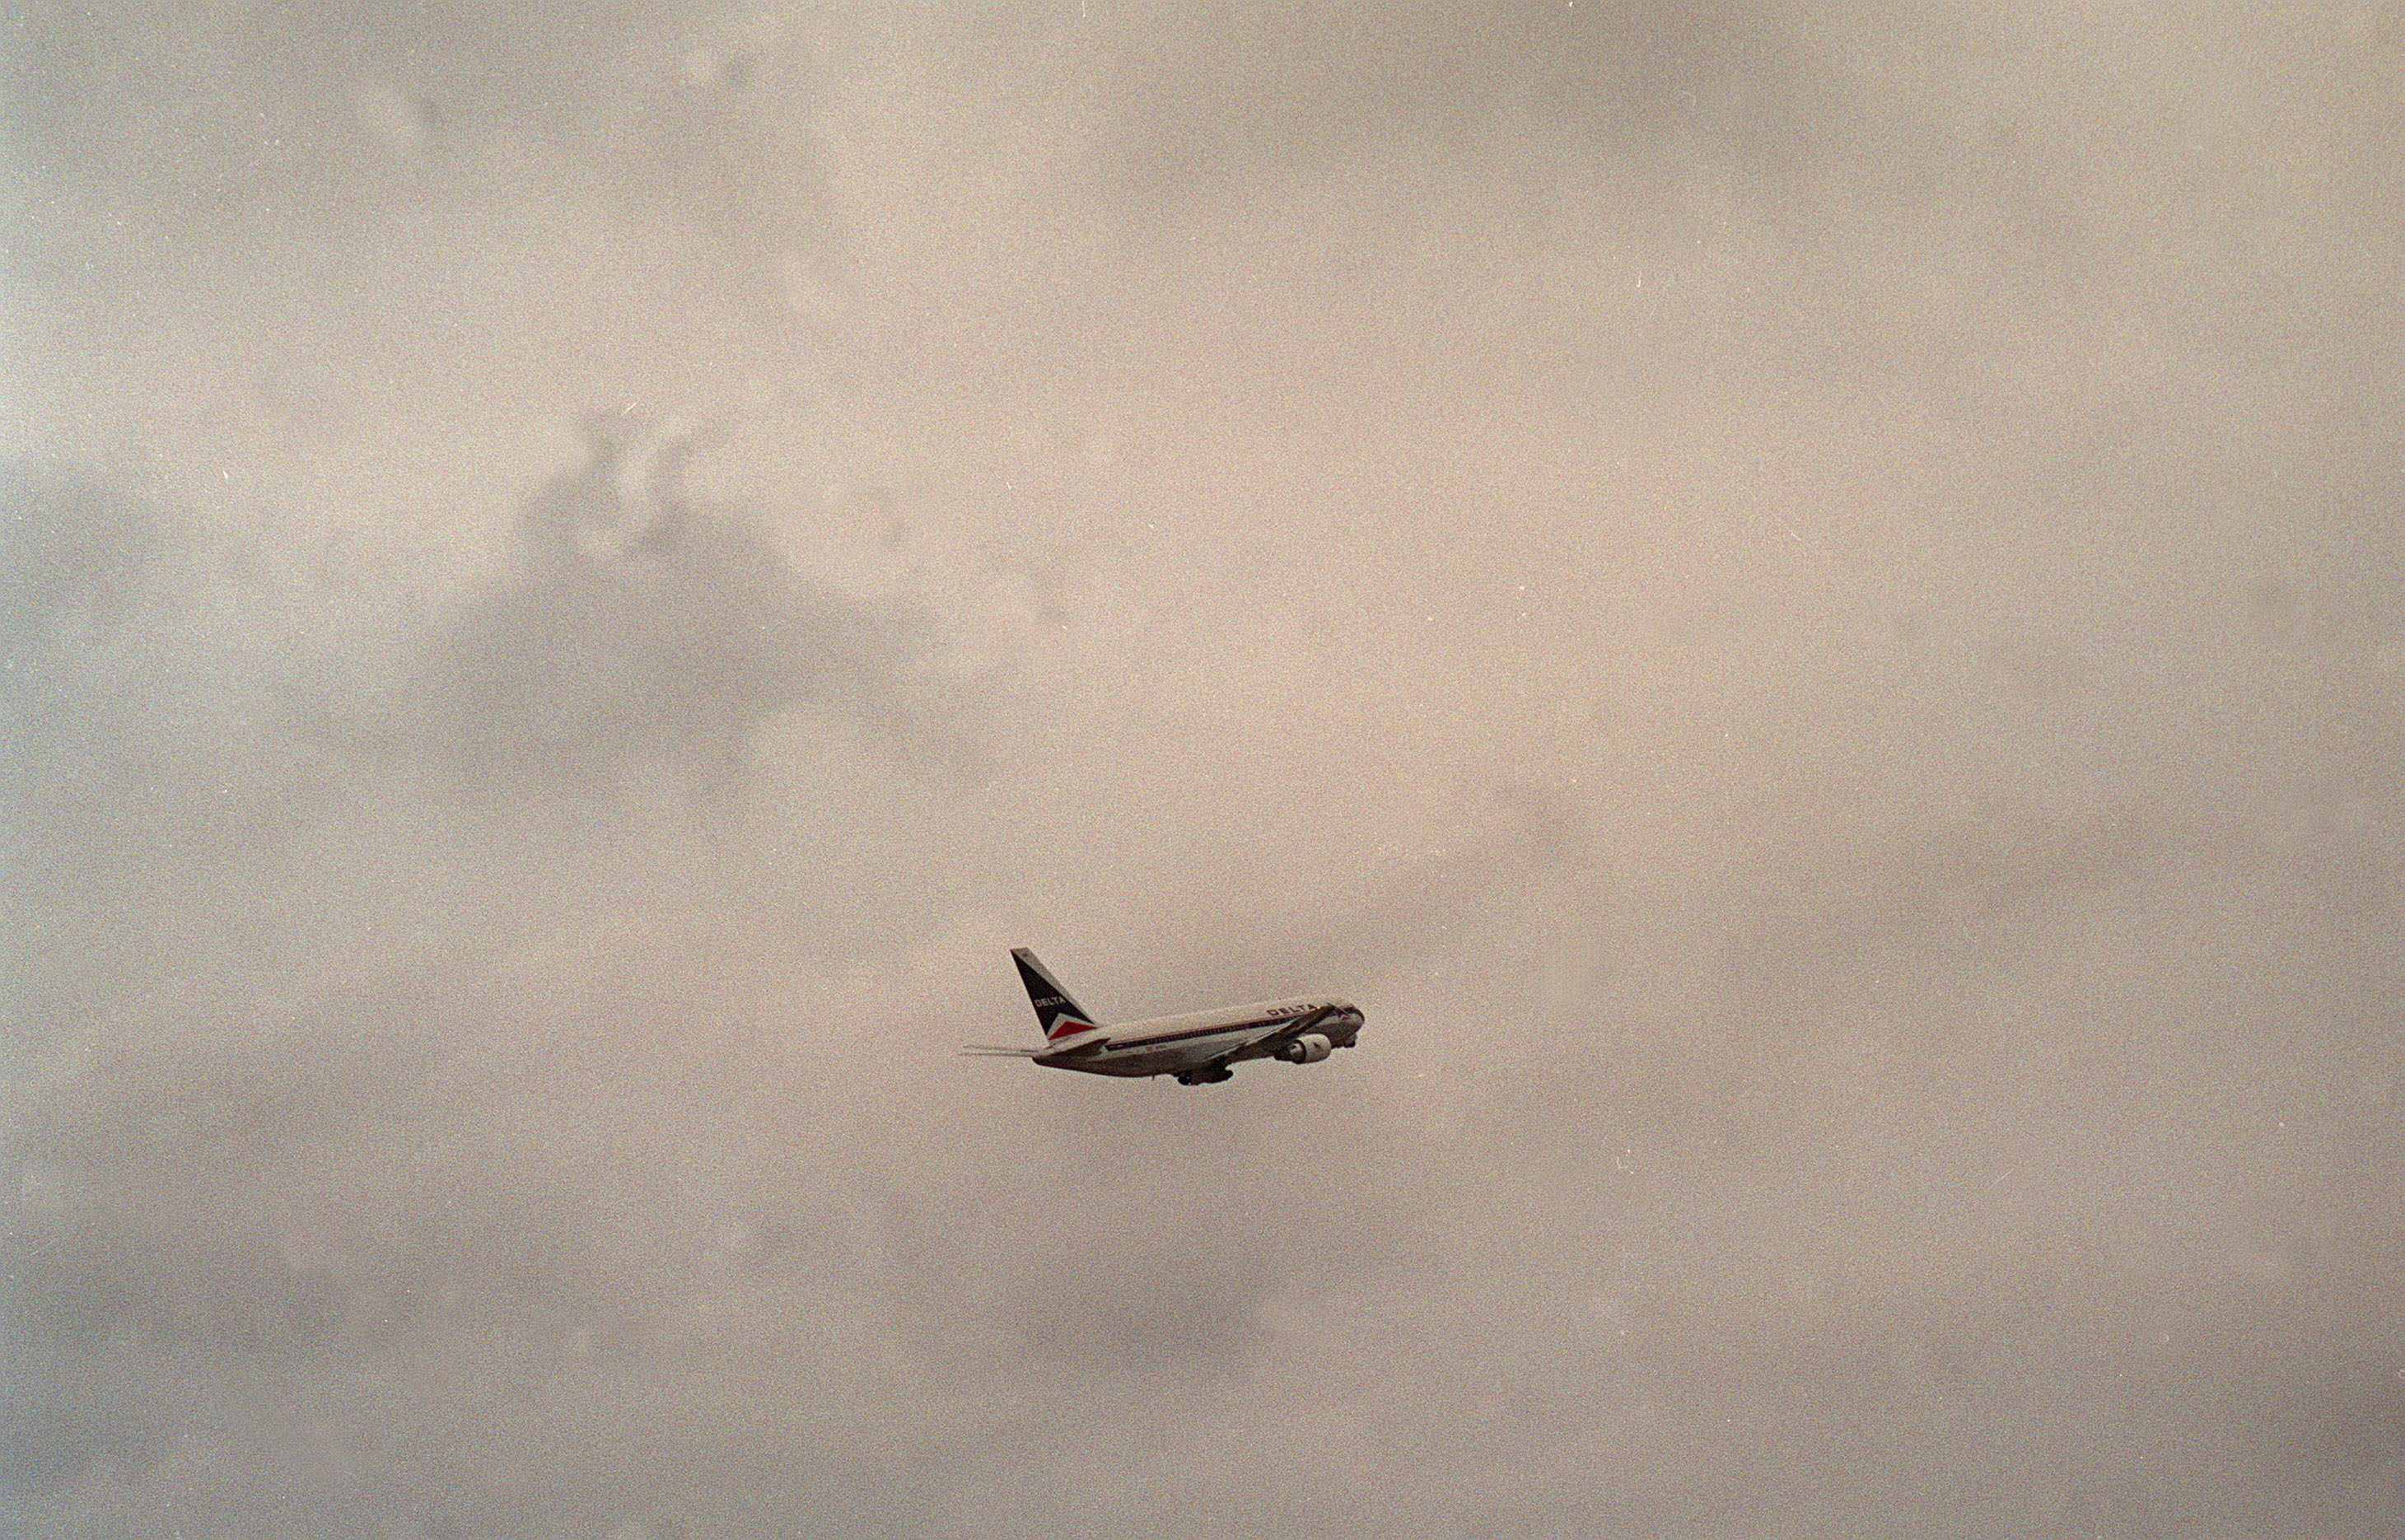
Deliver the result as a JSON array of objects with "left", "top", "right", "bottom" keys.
[
  {"left": 0, "top": 460, "right": 156, "bottom": 659},
  {"left": 404, "top": 411, "right": 979, "bottom": 791}
]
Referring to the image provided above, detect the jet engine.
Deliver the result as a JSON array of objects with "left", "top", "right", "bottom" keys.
[{"left": 1278, "top": 1033, "right": 1333, "bottom": 1065}]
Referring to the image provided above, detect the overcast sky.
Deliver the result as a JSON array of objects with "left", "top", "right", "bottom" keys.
[{"left": 5, "top": 2, "right": 2401, "bottom": 1535}]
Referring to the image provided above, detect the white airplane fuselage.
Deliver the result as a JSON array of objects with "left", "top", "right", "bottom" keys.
[{"left": 1036, "top": 996, "right": 1366, "bottom": 1080}]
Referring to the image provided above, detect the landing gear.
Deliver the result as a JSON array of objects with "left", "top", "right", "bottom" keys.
[{"left": 1174, "top": 1066, "right": 1235, "bottom": 1086}]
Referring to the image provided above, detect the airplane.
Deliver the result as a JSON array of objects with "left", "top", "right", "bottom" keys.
[{"left": 963, "top": 948, "right": 1365, "bottom": 1085}]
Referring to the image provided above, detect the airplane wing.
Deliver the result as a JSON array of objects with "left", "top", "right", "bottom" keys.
[
  {"left": 960, "top": 1045, "right": 1042, "bottom": 1057},
  {"left": 1192, "top": 1006, "right": 1339, "bottom": 1076}
]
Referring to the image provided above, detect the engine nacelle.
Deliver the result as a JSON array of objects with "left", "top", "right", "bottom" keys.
[{"left": 1278, "top": 1033, "right": 1333, "bottom": 1065}]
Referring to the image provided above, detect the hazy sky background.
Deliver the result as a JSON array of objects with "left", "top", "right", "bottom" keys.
[{"left": 5, "top": 2, "right": 2401, "bottom": 1534}]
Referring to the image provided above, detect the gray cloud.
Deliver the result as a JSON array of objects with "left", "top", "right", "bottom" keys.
[
  {"left": 6, "top": 1, "right": 2402, "bottom": 1535},
  {"left": 396, "top": 410, "right": 983, "bottom": 791}
]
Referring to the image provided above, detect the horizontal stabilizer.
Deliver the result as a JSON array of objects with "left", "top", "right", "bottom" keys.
[{"left": 960, "top": 1045, "right": 1042, "bottom": 1057}]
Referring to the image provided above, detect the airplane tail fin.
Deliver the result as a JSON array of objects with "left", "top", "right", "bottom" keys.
[{"left": 1012, "top": 947, "right": 1102, "bottom": 1042}]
